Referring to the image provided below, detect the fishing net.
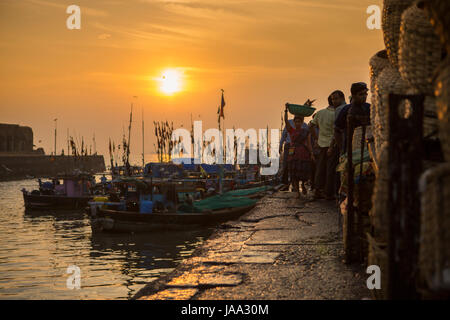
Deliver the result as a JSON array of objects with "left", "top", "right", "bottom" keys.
[
  {"left": 178, "top": 193, "right": 257, "bottom": 213},
  {"left": 226, "top": 186, "right": 268, "bottom": 196}
]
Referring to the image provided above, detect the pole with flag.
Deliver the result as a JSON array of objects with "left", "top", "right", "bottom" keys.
[
  {"left": 217, "top": 89, "right": 226, "bottom": 192},
  {"left": 217, "top": 89, "right": 225, "bottom": 129},
  {"left": 126, "top": 102, "right": 133, "bottom": 176},
  {"left": 220, "top": 89, "right": 225, "bottom": 120},
  {"left": 218, "top": 89, "right": 226, "bottom": 163}
]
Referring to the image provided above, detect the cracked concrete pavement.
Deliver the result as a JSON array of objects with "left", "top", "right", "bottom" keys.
[{"left": 133, "top": 191, "right": 371, "bottom": 300}]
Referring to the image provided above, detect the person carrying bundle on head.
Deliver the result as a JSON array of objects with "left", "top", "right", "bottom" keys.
[{"left": 284, "top": 105, "right": 314, "bottom": 198}]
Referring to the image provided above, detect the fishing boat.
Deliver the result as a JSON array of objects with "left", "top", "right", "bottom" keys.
[
  {"left": 144, "top": 161, "right": 237, "bottom": 195},
  {"left": 91, "top": 202, "right": 256, "bottom": 233},
  {"left": 88, "top": 178, "right": 258, "bottom": 233},
  {"left": 111, "top": 165, "right": 144, "bottom": 179},
  {"left": 22, "top": 173, "right": 95, "bottom": 210},
  {"left": 145, "top": 158, "right": 278, "bottom": 191}
]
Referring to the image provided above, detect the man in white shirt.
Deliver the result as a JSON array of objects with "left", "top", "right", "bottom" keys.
[{"left": 310, "top": 91, "right": 345, "bottom": 200}]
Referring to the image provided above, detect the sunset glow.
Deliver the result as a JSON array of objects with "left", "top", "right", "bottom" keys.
[
  {"left": 159, "top": 69, "right": 183, "bottom": 95},
  {"left": 0, "top": 0, "right": 384, "bottom": 158}
]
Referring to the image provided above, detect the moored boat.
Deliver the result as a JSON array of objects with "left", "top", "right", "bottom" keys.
[
  {"left": 91, "top": 203, "right": 256, "bottom": 233},
  {"left": 22, "top": 173, "right": 95, "bottom": 210},
  {"left": 88, "top": 178, "right": 259, "bottom": 233}
]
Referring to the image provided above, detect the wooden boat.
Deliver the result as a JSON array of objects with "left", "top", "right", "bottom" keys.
[
  {"left": 87, "top": 160, "right": 285, "bottom": 233},
  {"left": 22, "top": 192, "right": 92, "bottom": 210},
  {"left": 22, "top": 173, "right": 95, "bottom": 210},
  {"left": 88, "top": 177, "right": 260, "bottom": 233},
  {"left": 90, "top": 203, "right": 256, "bottom": 233}
]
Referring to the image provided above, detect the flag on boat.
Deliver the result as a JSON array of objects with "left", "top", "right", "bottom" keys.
[{"left": 219, "top": 89, "right": 225, "bottom": 119}]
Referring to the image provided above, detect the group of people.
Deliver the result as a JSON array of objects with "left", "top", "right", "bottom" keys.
[{"left": 280, "top": 82, "right": 370, "bottom": 200}]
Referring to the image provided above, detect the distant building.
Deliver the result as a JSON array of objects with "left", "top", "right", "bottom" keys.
[{"left": 0, "top": 123, "right": 39, "bottom": 154}]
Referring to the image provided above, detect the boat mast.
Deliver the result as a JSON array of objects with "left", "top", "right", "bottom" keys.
[
  {"left": 109, "top": 138, "right": 114, "bottom": 174},
  {"left": 142, "top": 107, "right": 145, "bottom": 170},
  {"left": 93, "top": 132, "right": 96, "bottom": 155},
  {"left": 54, "top": 118, "right": 57, "bottom": 155},
  {"left": 67, "top": 128, "right": 69, "bottom": 156}
]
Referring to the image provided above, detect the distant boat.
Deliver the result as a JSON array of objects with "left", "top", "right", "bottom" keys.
[
  {"left": 22, "top": 173, "right": 95, "bottom": 210},
  {"left": 111, "top": 165, "right": 144, "bottom": 178}
]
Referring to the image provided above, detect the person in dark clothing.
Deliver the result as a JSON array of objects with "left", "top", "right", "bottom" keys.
[
  {"left": 333, "top": 83, "right": 371, "bottom": 154},
  {"left": 327, "top": 90, "right": 347, "bottom": 197},
  {"left": 309, "top": 117, "right": 320, "bottom": 191},
  {"left": 279, "top": 119, "right": 296, "bottom": 188},
  {"left": 284, "top": 107, "right": 314, "bottom": 198}
]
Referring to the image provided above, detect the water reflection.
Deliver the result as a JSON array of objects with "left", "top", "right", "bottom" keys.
[
  {"left": 89, "top": 230, "right": 212, "bottom": 299},
  {"left": 0, "top": 178, "right": 213, "bottom": 299}
]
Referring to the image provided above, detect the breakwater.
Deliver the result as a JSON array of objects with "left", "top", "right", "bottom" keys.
[{"left": 0, "top": 155, "right": 106, "bottom": 180}]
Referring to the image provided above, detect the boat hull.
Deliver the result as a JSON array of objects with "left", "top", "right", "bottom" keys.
[
  {"left": 22, "top": 192, "right": 92, "bottom": 210},
  {"left": 91, "top": 204, "right": 256, "bottom": 233}
]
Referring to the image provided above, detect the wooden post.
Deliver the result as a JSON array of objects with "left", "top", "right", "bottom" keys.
[
  {"left": 345, "top": 116, "right": 355, "bottom": 263},
  {"left": 387, "top": 93, "right": 424, "bottom": 299}
]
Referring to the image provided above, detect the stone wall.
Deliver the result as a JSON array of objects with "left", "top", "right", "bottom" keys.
[{"left": 0, "top": 155, "right": 106, "bottom": 180}]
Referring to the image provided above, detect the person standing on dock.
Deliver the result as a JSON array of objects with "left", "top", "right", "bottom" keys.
[
  {"left": 279, "top": 118, "right": 295, "bottom": 189},
  {"left": 308, "top": 115, "right": 320, "bottom": 192},
  {"left": 309, "top": 94, "right": 338, "bottom": 200},
  {"left": 284, "top": 107, "right": 314, "bottom": 197},
  {"left": 327, "top": 90, "right": 347, "bottom": 197},
  {"left": 333, "top": 83, "right": 370, "bottom": 203},
  {"left": 334, "top": 83, "right": 370, "bottom": 152}
]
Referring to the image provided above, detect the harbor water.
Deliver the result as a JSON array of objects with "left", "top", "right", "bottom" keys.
[{"left": 0, "top": 178, "right": 212, "bottom": 300}]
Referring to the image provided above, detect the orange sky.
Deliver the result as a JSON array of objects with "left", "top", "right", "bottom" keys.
[{"left": 0, "top": 0, "right": 384, "bottom": 163}]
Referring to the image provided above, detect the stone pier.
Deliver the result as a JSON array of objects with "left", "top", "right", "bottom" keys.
[{"left": 134, "top": 191, "right": 370, "bottom": 300}]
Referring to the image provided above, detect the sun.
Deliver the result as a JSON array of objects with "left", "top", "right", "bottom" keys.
[{"left": 159, "top": 69, "right": 183, "bottom": 95}]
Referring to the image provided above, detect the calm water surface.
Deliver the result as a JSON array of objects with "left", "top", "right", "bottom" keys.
[{"left": 0, "top": 178, "right": 212, "bottom": 299}]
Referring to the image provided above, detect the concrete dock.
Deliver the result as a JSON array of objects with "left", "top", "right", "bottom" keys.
[{"left": 134, "top": 191, "right": 370, "bottom": 300}]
